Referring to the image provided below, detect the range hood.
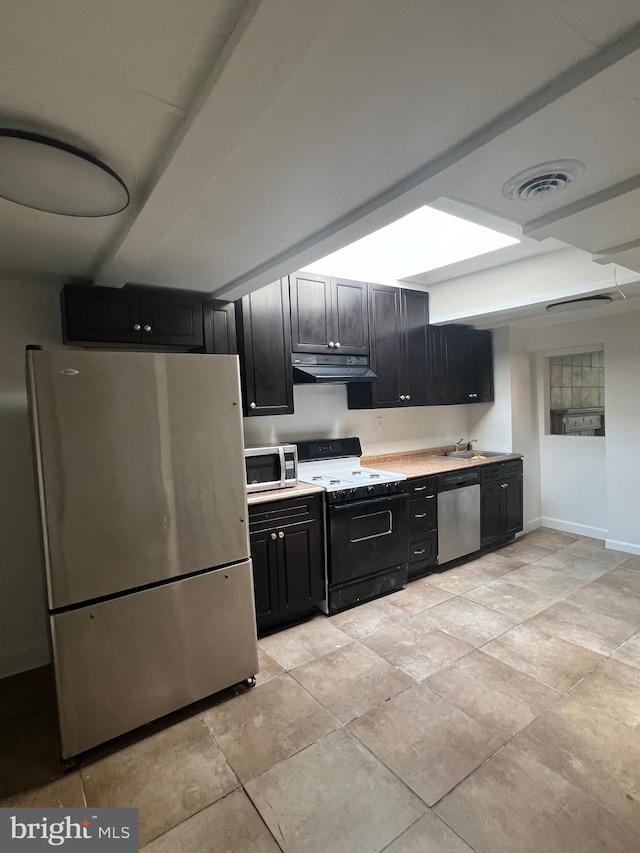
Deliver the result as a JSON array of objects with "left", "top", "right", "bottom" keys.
[{"left": 292, "top": 353, "right": 377, "bottom": 384}]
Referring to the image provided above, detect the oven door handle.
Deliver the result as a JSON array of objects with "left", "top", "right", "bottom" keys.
[{"left": 328, "top": 492, "right": 408, "bottom": 515}]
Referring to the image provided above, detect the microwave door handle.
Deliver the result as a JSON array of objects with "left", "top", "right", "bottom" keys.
[{"left": 278, "top": 446, "right": 286, "bottom": 488}]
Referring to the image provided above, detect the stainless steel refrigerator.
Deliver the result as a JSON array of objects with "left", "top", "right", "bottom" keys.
[{"left": 27, "top": 348, "right": 258, "bottom": 759}]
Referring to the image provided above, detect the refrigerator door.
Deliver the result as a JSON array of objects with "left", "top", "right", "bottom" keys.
[
  {"left": 28, "top": 350, "right": 249, "bottom": 609},
  {"left": 51, "top": 559, "right": 258, "bottom": 758}
]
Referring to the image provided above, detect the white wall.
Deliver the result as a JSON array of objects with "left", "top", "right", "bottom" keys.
[
  {"left": 243, "top": 383, "right": 473, "bottom": 457},
  {"left": 0, "top": 277, "right": 62, "bottom": 678},
  {"left": 525, "top": 309, "right": 640, "bottom": 551}
]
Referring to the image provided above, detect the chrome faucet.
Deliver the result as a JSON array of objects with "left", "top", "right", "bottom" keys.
[
  {"left": 469, "top": 438, "right": 478, "bottom": 449},
  {"left": 454, "top": 438, "right": 465, "bottom": 451}
]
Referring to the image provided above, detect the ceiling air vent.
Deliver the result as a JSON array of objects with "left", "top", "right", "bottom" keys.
[{"left": 502, "top": 160, "right": 584, "bottom": 201}]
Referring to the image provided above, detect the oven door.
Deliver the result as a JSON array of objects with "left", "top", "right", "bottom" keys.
[
  {"left": 245, "top": 447, "right": 285, "bottom": 493},
  {"left": 328, "top": 493, "right": 409, "bottom": 585}
]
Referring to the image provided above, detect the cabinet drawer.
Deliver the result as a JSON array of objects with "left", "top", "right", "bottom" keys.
[
  {"left": 406, "top": 475, "right": 436, "bottom": 497},
  {"left": 481, "top": 459, "right": 522, "bottom": 482},
  {"left": 249, "top": 494, "right": 322, "bottom": 534},
  {"left": 409, "top": 532, "right": 438, "bottom": 565},
  {"left": 409, "top": 496, "right": 437, "bottom": 531}
]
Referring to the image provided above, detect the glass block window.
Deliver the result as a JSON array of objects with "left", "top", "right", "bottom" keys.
[{"left": 548, "top": 350, "right": 605, "bottom": 436}]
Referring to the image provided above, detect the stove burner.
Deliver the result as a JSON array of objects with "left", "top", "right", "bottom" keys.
[
  {"left": 330, "top": 479, "right": 341, "bottom": 484},
  {"left": 369, "top": 473, "right": 380, "bottom": 479},
  {"left": 351, "top": 471, "right": 362, "bottom": 475},
  {"left": 312, "top": 476, "right": 323, "bottom": 481}
]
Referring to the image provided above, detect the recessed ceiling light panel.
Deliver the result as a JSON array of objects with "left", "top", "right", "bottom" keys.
[
  {"left": 301, "top": 206, "right": 519, "bottom": 281},
  {"left": 502, "top": 160, "right": 584, "bottom": 202},
  {"left": 0, "top": 129, "right": 129, "bottom": 217}
]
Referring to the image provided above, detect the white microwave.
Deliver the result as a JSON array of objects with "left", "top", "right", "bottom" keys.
[{"left": 244, "top": 444, "right": 298, "bottom": 493}]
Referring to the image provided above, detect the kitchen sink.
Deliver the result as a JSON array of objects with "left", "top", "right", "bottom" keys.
[{"left": 445, "top": 450, "right": 506, "bottom": 459}]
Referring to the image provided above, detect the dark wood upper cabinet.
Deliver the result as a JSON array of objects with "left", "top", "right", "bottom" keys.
[
  {"left": 236, "top": 279, "right": 294, "bottom": 417},
  {"left": 430, "top": 325, "right": 494, "bottom": 405},
  {"left": 347, "top": 284, "right": 429, "bottom": 408},
  {"left": 401, "top": 288, "right": 430, "bottom": 406},
  {"left": 289, "top": 273, "right": 368, "bottom": 355},
  {"left": 203, "top": 299, "right": 237, "bottom": 354},
  {"left": 62, "top": 284, "right": 204, "bottom": 348}
]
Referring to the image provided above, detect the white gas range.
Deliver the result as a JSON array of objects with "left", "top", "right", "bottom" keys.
[
  {"left": 296, "top": 437, "right": 406, "bottom": 503},
  {"left": 295, "top": 437, "right": 409, "bottom": 614}
]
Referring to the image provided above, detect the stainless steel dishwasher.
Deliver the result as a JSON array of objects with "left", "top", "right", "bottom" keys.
[{"left": 437, "top": 469, "right": 481, "bottom": 564}]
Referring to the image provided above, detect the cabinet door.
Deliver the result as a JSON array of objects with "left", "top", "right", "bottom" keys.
[
  {"left": 62, "top": 285, "right": 142, "bottom": 344},
  {"left": 368, "top": 283, "right": 404, "bottom": 407},
  {"left": 426, "top": 326, "right": 450, "bottom": 405},
  {"left": 249, "top": 530, "right": 280, "bottom": 632},
  {"left": 503, "top": 475, "right": 523, "bottom": 539},
  {"left": 237, "top": 279, "right": 294, "bottom": 416},
  {"left": 276, "top": 518, "right": 324, "bottom": 620},
  {"left": 138, "top": 293, "right": 203, "bottom": 347},
  {"left": 444, "top": 326, "right": 493, "bottom": 404},
  {"left": 401, "top": 289, "right": 430, "bottom": 405},
  {"left": 481, "top": 482, "right": 503, "bottom": 548},
  {"left": 469, "top": 329, "right": 494, "bottom": 402},
  {"left": 331, "top": 278, "right": 369, "bottom": 354},
  {"left": 289, "top": 272, "right": 332, "bottom": 352},
  {"left": 203, "top": 300, "right": 236, "bottom": 354}
]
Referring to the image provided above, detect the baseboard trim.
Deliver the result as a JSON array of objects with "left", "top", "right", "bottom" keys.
[
  {"left": 539, "top": 517, "right": 607, "bottom": 540},
  {"left": 605, "top": 538, "right": 640, "bottom": 556},
  {"left": 521, "top": 517, "right": 542, "bottom": 535},
  {"left": 0, "top": 644, "right": 50, "bottom": 680}
]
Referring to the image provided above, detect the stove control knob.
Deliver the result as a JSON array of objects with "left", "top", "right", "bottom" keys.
[
  {"left": 394, "top": 482, "right": 402, "bottom": 492},
  {"left": 367, "top": 485, "right": 375, "bottom": 494},
  {"left": 337, "top": 490, "right": 346, "bottom": 501},
  {"left": 349, "top": 488, "right": 357, "bottom": 499}
]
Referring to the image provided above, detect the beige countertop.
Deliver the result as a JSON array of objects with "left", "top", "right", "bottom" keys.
[
  {"left": 246, "top": 482, "right": 325, "bottom": 506},
  {"left": 361, "top": 446, "right": 523, "bottom": 478}
]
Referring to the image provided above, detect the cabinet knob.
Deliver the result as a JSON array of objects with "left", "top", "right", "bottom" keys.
[
  {"left": 413, "top": 549, "right": 426, "bottom": 556},
  {"left": 501, "top": 483, "right": 508, "bottom": 489},
  {"left": 399, "top": 395, "right": 406, "bottom": 401},
  {"left": 335, "top": 341, "right": 341, "bottom": 348},
  {"left": 249, "top": 402, "right": 256, "bottom": 409},
  {"left": 133, "top": 324, "right": 141, "bottom": 331},
  {"left": 270, "top": 532, "right": 277, "bottom": 540},
  {"left": 278, "top": 530, "right": 284, "bottom": 538},
  {"left": 143, "top": 325, "right": 152, "bottom": 332},
  {"left": 328, "top": 341, "right": 335, "bottom": 348},
  {"left": 406, "top": 394, "right": 411, "bottom": 400},
  {"left": 468, "top": 393, "right": 478, "bottom": 399}
]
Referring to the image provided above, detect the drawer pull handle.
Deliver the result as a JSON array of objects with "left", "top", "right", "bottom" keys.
[
  {"left": 413, "top": 486, "right": 427, "bottom": 492},
  {"left": 414, "top": 513, "right": 427, "bottom": 518},
  {"left": 413, "top": 549, "right": 426, "bottom": 555},
  {"left": 425, "top": 494, "right": 435, "bottom": 499}
]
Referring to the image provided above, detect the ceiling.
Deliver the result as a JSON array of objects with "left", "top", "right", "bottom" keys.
[{"left": 4, "top": 0, "right": 640, "bottom": 309}]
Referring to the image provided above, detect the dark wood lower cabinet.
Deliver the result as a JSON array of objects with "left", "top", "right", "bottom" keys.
[
  {"left": 406, "top": 476, "right": 438, "bottom": 579},
  {"left": 480, "top": 461, "right": 523, "bottom": 547},
  {"left": 249, "top": 493, "right": 324, "bottom": 633}
]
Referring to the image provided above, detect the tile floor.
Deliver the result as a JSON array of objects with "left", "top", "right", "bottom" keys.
[{"left": 2, "top": 528, "right": 640, "bottom": 851}]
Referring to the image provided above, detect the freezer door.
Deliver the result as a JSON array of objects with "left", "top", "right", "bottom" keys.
[
  {"left": 51, "top": 559, "right": 258, "bottom": 758},
  {"left": 28, "top": 350, "right": 249, "bottom": 609}
]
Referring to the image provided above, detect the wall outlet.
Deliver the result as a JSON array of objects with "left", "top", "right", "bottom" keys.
[{"left": 376, "top": 416, "right": 383, "bottom": 431}]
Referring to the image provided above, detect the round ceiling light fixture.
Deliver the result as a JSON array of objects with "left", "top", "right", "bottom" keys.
[
  {"left": 0, "top": 129, "right": 129, "bottom": 217},
  {"left": 502, "top": 159, "right": 585, "bottom": 202},
  {"left": 545, "top": 294, "right": 613, "bottom": 313}
]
